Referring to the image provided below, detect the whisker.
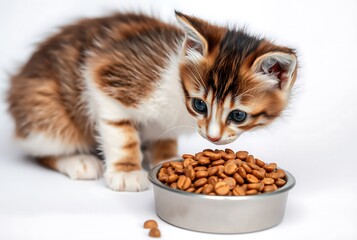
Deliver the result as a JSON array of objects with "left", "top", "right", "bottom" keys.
[{"left": 153, "top": 125, "right": 196, "bottom": 142}]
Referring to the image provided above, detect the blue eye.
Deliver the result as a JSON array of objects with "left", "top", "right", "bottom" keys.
[
  {"left": 192, "top": 98, "right": 207, "bottom": 114},
  {"left": 229, "top": 110, "right": 247, "bottom": 123}
]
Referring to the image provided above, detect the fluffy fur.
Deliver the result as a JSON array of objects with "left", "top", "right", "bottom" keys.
[{"left": 7, "top": 11, "right": 297, "bottom": 191}]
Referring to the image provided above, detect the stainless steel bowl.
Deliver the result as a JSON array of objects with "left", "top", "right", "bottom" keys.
[{"left": 148, "top": 160, "right": 296, "bottom": 233}]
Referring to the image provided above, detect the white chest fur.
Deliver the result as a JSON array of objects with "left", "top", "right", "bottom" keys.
[
  {"left": 133, "top": 53, "right": 196, "bottom": 141},
  {"left": 84, "top": 50, "right": 196, "bottom": 143}
]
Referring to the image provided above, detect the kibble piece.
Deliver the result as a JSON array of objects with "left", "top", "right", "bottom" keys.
[
  {"left": 162, "top": 162, "right": 170, "bottom": 168},
  {"left": 197, "top": 156, "right": 210, "bottom": 165},
  {"left": 246, "top": 174, "right": 259, "bottom": 183},
  {"left": 195, "top": 170, "right": 208, "bottom": 178},
  {"left": 158, "top": 172, "right": 168, "bottom": 182},
  {"left": 223, "top": 148, "right": 236, "bottom": 160},
  {"left": 190, "top": 160, "right": 199, "bottom": 167},
  {"left": 224, "top": 163, "right": 238, "bottom": 175},
  {"left": 247, "top": 163, "right": 260, "bottom": 170},
  {"left": 149, "top": 228, "right": 161, "bottom": 238},
  {"left": 211, "top": 159, "right": 225, "bottom": 166},
  {"left": 262, "top": 177, "right": 275, "bottom": 185},
  {"left": 259, "top": 182, "right": 265, "bottom": 191},
  {"left": 170, "top": 161, "right": 183, "bottom": 169},
  {"left": 263, "top": 185, "right": 276, "bottom": 193},
  {"left": 195, "top": 187, "right": 203, "bottom": 194},
  {"left": 167, "top": 174, "right": 178, "bottom": 184},
  {"left": 208, "top": 176, "right": 219, "bottom": 185},
  {"left": 232, "top": 186, "right": 246, "bottom": 196},
  {"left": 275, "top": 178, "right": 286, "bottom": 187},
  {"left": 175, "top": 168, "right": 184, "bottom": 174},
  {"left": 264, "top": 163, "right": 277, "bottom": 172},
  {"left": 167, "top": 167, "right": 175, "bottom": 175},
  {"left": 217, "top": 172, "right": 228, "bottom": 179},
  {"left": 252, "top": 169, "right": 264, "bottom": 180},
  {"left": 170, "top": 182, "right": 177, "bottom": 189},
  {"left": 186, "top": 187, "right": 196, "bottom": 192},
  {"left": 202, "top": 183, "right": 214, "bottom": 194},
  {"left": 183, "top": 158, "right": 192, "bottom": 168},
  {"left": 245, "top": 189, "right": 258, "bottom": 195},
  {"left": 177, "top": 176, "right": 191, "bottom": 190},
  {"left": 144, "top": 219, "right": 158, "bottom": 229},
  {"left": 233, "top": 172, "right": 244, "bottom": 185},
  {"left": 193, "top": 166, "right": 207, "bottom": 171},
  {"left": 242, "top": 163, "right": 253, "bottom": 173},
  {"left": 194, "top": 152, "right": 204, "bottom": 160},
  {"left": 207, "top": 166, "right": 219, "bottom": 176},
  {"left": 234, "top": 159, "right": 242, "bottom": 167},
  {"left": 223, "top": 177, "right": 236, "bottom": 190},
  {"left": 203, "top": 151, "right": 221, "bottom": 160},
  {"left": 237, "top": 167, "right": 247, "bottom": 178},
  {"left": 194, "top": 177, "right": 208, "bottom": 188},
  {"left": 246, "top": 155, "right": 255, "bottom": 164},
  {"left": 236, "top": 151, "right": 248, "bottom": 159},
  {"left": 247, "top": 182, "right": 263, "bottom": 191},
  {"left": 255, "top": 158, "right": 265, "bottom": 167},
  {"left": 215, "top": 181, "right": 230, "bottom": 195},
  {"left": 266, "top": 172, "right": 279, "bottom": 179},
  {"left": 184, "top": 165, "right": 195, "bottom": 181},
  {"left": 224, "top": 159, "right": 236, "bottom": 166},
  {"left": 217, "top": 165, "right": 225, "bottom": 173},
  {"left": 182, "top": 154, "right": 194, "bottom": 159},
  {"left": 259, "top": 167, "right": 266, "bottom": 175},
  {"left": 276, "top": 169, "right": 286, "bottom": 179},
  {"left": 159, "top": 167, "right": 168, "bottom": 174}
]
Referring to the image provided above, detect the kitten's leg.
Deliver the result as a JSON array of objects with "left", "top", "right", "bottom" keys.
[
  {"left": 100, "top": 119, "right": 149, "bottom": 192},
  {"left": 8, "top": 75, "right": 101, "bottom": 180},
  {"left": 38, "top": 155, "right": 103, "bottom": 180},
  {"left": 16, "top": 131, "right": 103, "bottom": 180},
  {"left": 151, "top": 138, "right": 178, "bottom": 167}
]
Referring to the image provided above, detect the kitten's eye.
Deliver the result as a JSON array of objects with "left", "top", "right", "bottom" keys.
[
  {"left": 192, "top": 98, "right": 207, "bottom": 114},
  {"left": 228, "top": 110, "right": 247, "bottom": 124}
]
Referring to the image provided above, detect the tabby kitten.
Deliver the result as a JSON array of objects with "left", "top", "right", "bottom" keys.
[{"left": 7, "top": 11, "right": 297, "bottom": 191}]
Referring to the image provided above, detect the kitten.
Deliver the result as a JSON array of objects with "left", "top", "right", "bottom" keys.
[{"left": 7, "top": 11, "right": 297, "bottom": 191}]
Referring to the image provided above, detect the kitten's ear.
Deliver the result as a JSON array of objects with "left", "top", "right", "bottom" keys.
[
  {"left": 175, "top": 11, "right": 208, "bottom": 60},
  {"left": 252, "top": 52, "right": 297, "bottom": 91}
]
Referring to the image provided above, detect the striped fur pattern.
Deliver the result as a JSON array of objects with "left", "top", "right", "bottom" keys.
[{"left": 7, "top": 12, "right": 297, "bottom": 191}]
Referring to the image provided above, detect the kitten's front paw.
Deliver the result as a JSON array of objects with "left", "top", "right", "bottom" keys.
[{"left": 105, "top": 170, "right": 149, "bottom": 192}]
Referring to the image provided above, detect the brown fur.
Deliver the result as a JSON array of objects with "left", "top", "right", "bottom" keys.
[
  {"left": 37, "top": 156, "right": 58, "bottom": 170},
  {"left": 151, "top": 139, "right": 178, "bottom": 166}
]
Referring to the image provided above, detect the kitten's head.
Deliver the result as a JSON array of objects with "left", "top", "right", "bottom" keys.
[{"left": 176, "top": 12, "right": 298, "bottom": 145}]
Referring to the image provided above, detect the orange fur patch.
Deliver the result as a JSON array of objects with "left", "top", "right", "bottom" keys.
[{"left": 151, "top": 139, "right": 178, "bottom": 165}]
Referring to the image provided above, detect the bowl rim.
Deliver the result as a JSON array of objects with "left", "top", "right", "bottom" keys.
[{"left": 148, "top": 159, "right": 296, "bottom": 200}]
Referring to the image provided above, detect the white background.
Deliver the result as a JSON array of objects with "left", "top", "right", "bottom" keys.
[{"left": 1, "top": 0, "right": 357, "bottom": 239}]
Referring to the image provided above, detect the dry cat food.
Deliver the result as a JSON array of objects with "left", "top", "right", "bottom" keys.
[
  {"left": 148, "top": 228, "right": 161, "bottom": 238},
  {"left": 157, "top": 149, "right": 287, "bottom": 196},
  {"left": 143, "top": 219, "right": 158, "bottom": 229},
  {"left": 143, "top": 219, "right": 161, "bottom": 238}
]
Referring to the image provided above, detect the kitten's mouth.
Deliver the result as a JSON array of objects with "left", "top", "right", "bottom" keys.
[{"left": 197, "top": 130, "right": 235, "bottom": 145}]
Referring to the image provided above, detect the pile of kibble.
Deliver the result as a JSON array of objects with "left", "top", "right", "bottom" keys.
[{"left": 157, "top": 149, "right": 287, "bottom": 196}]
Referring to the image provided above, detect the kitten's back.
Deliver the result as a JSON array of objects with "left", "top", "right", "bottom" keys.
[{"left": 7, "top": 13, "right": 183, "bottom": 156}]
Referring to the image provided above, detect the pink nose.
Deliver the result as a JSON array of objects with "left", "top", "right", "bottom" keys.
[{"left": 207, "top": 136, "right": 221, "bottom": 142}]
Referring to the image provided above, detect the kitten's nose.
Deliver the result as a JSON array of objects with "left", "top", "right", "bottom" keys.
[{"left": 207, "top": 136, "right": 221, "bottom": 142}]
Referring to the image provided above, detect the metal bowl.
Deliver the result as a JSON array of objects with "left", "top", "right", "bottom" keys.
[{"left": 148, "top": 160, "right": 296, "bottom": 233}]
